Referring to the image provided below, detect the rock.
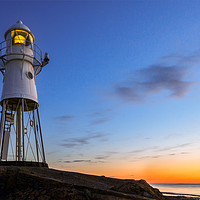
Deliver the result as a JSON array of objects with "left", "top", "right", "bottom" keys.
[{"left": 0, "top": 166, "right": 196, "bottom": 200}]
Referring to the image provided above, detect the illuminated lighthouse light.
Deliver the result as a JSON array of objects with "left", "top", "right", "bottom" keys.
[{"left": 11, "top": 30, "right": 33, "bottom": 45}]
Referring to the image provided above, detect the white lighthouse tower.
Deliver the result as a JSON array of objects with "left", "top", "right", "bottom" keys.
[{"left": 0, "top": 21, "right": 49, "bottom": 167}]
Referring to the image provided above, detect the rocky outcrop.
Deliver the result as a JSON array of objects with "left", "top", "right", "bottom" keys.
[{"left": 0, "top": 166, "right": 197, "bottom": 200}]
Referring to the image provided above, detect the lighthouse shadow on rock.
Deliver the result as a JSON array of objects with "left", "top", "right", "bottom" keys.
[{"left": 0, "top": 21, "right": 49, "bottom": 167}]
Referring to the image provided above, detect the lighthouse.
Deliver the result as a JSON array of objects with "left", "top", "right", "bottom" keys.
[{"left": 0, "top": 21, "right": 49, "bottom": 167}]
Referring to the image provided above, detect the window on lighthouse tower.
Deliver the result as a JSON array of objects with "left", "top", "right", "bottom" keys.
[{"left": 11, "top": 30, "right": 33, "bottom": 46}]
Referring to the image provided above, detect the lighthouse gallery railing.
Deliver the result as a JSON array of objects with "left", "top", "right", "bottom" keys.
[{"left": 0, "top": 39, "right": 43, "bottom": 75}]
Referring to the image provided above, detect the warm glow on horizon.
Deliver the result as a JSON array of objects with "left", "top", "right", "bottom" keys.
[
  {"left": 138, "top": 158, "right": 200, "bottom": 184},
  {"left": 49, "top": 156, "right": 200, "bottom": 184}
]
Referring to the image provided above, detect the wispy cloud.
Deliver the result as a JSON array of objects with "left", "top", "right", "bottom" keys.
[
  {"left": 114, "top": 66, "right": 193, "bottom": 102},
  {"left": 64, "top": 160, "right": 91, "bottom": 163},
  {"left": 88, "top": 109, "right": 114, "bottom": 126},
  {"left": 95, "top": 155, "right": 109, "bottom": 160},
  {"left": 46, "top": 151, "right": 60, "bottom": 155},
  {"left": 128, "top": 143, "right": 192, "bottom": 161},
  {"left": 90, "top": 117, "right": 111, "bottom": 125},
  {"left": 63, "top": 159, "right": 107, "bottom": 164},
  {"left": 130, "top": 151, "right": 191, "bottom": 162},
  {"left": 93, "top": 151, "right": 120, "bottom": 161},
  {"left": 60, "top": 132, "right": 108, "bottom": 148},
  {"left": 128, "top": 146, "right": 159, "bottom": 154},
  {"left": 157, "top": 143, "right": 192, "bottom": 152},
  {"left": 106, "top": 151, "right": 119, "bottom": 155},
  {"left": 129, "top": 143, "right": 191, "bottom": 155},
  {"left": 54, "top": 115, "right": 75, "bottom": 122},
  {"left": 137, "top": 155, "right": 162, "bottom": 160},
  {"left": 112, "top": 51, "right": 200, "bottom": 103}
]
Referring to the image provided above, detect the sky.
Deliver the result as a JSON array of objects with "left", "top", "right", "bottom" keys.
[{"left": 1, "top": 0, "right": 200, "bottom": 183}]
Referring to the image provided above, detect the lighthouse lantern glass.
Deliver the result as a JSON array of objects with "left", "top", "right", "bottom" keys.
[{"left": 11, "top": 30, "right": 33, "bottom": 46}]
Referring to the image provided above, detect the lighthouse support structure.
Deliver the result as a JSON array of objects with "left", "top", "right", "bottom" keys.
[
  {"left": 0, "top": 99, "right": 47, "bottom": 166},
  {"left": 0, "top": 21, "right": 49, "bottom": 167}
]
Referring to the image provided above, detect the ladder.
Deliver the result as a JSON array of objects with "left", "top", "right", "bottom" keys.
[{"left": 1, "top": 111, "right": 14, "bottom": 160}]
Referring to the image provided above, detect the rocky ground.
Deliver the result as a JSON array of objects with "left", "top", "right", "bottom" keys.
[{"left": 0, "top": 166, "right": 198, "bottom": 200}]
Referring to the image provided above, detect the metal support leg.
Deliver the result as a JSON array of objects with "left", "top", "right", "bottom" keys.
[
  {"left": 0, "top": 131, "right": 5, "bottom": 160},
  {"left": 0, "top": 101, "right": 6, "bottom": 151},
  {"left": 36, "top": 108, "right": 46, "bottom": 163},
  {"left": 21, "top": 99, "right": 25, "bottom": 161},
  {"left": 1, "top": 103, "right": 7, "bottom": 160},
  {"left": 33, "top": 110, "right": 39, "bottom": 162},
  {"left": 16, "top": 103, "right": 22, "bottom": 161},
  {"left": 0, "top": 133, "right": 5, "bottom": 160}
]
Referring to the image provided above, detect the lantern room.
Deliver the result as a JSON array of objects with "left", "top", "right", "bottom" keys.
[
  {"left": 4, "top": 20, "right": 35, "bottom": 47},
  {"left": 11, "top": 30, "right": 33, "bottom": 46}
]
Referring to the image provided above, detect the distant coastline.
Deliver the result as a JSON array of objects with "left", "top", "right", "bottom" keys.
[{"left": 152, "top": 183, "right": 200, "bottom": 197}]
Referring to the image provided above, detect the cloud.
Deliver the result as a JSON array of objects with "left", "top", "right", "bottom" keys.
[
  {"left": 46, "top": 151, "right": 59, "bottom": 155},
  {"left": 112, "top": 51, "right": 200, "bottom": 103},
  {"left": 129, "top": 143, "right": 192, "bottom": 162},
  {"left": 180, "top": 151, "right": 189, "bottom": 155},
  {"left": 63, "top": 159, "right": 107, "bottom": 164},
  {"left": 115, "top": 66, "right": 193, "bottom": 102},
  {"left": 141, "top": 155, "right": 162, "bottom": 159},
  {"left": 160, "top": 50, "right": 200, "bottom": 67},
  {"left": 64, "top": 160, "right": 91, "bottom": 163},
  {"left": 167, "top": 151, "right": 189, "bottom": 156},
  {"left": 93, "top": 151, "right": 120, "bottom": 161},
  {"left": 168, "top": 153, "right": 176, "bottom": 156},
  {"left": 130, "top": 151, "right": 190, "bottom": 162},
  {"left": 90, "top": 112, "right": 104, "bottom": 117},
  {"left": 129, "top": 143, "right": 191, "bottom": 155},
  {"left": 157, "top": 143, "right": 191, "bottom": 152},
  {"left": 106, "top": 151, "right": 119, "bottom": 155},
  {"left": 95, "top": 155, "right": 109, "bottom": 160},
  {"left": 128, "top": 146, "right": 158, "bottom": 154},
  {"left": 60, "top": 132, "right": 108, "bottom": 148},
  {"left": 90, "top": 117, "right": 111, "bottom": 125},
  {"left": 88, "top": 109, "right": 114, "bottom": 126},
  {"left": 54, "top": 115, "right": 75, "bottom": 122}
]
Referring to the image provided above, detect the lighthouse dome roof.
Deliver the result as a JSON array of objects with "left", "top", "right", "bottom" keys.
[{"left": 4, "top": 20, "right": 35, "bottom": 41}]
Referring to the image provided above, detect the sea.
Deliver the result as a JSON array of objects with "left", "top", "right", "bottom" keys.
[{"left": 151, "top": 184, "right": 200, "bottom": 197}]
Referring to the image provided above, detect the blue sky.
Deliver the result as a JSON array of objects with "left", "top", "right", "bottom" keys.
[{"left": 1, "top": 0, "right": 200, "bottom": 182}]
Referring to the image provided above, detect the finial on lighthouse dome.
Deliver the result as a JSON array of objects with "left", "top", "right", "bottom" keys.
[
  {"left": 16, "top": 20, "right": 23, "bottom": 24},
  {"left": 4, "top": 20, "right": 35, "bottom": 42}
]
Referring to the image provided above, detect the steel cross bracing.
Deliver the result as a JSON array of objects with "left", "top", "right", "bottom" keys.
[{"left": 0, "top": 99, "right": 46, "bottom": 163}]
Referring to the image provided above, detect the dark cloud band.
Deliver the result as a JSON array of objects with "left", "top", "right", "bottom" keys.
[{"left": 112, "top": 51, "right": 200, "bottom": 103}]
